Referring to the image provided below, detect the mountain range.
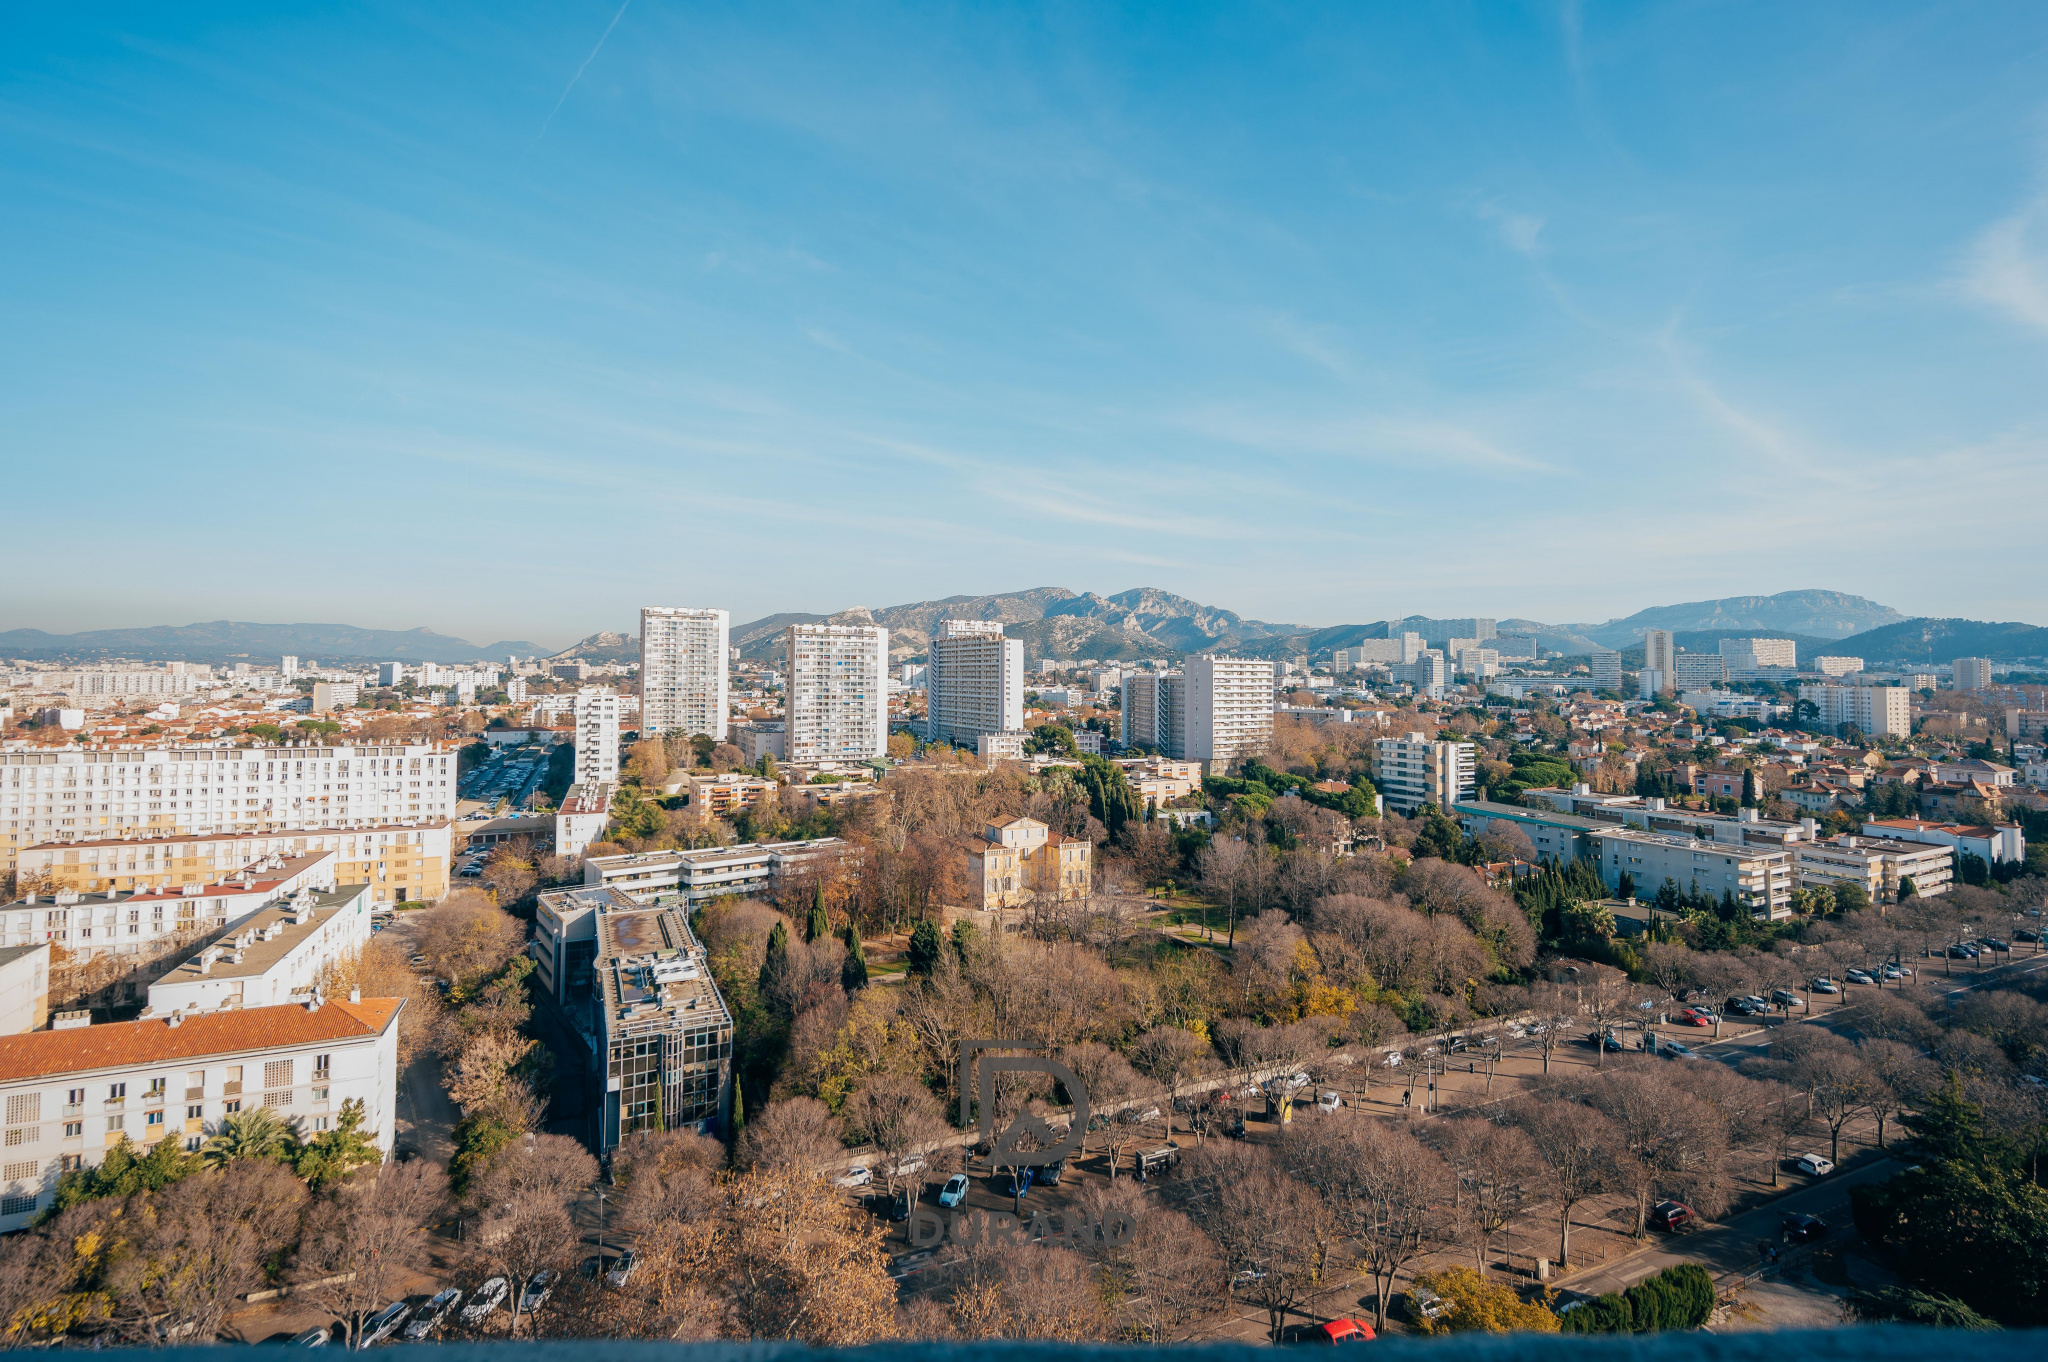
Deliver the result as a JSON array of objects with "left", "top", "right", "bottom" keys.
[
  {"left": 1567, "top": 590, "right": 1907, "bottom": 648},
  {"left": 0, "top": 621, "right": 548, "bottom": 666}
]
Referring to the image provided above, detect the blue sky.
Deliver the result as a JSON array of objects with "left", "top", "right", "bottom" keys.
[{"left": 6, "top": 1, "right": 2047, "bottom": 649}]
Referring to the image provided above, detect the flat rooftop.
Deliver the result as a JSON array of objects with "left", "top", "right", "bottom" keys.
[
  {"left": 596, "top": 906, "right": 731, "bottom": 1039},
  {"left": 151, "top": 885, "right": 368, "bottom": 986},
  {"left": 5, "top": 852, "right": 334, "bottom": 910}
]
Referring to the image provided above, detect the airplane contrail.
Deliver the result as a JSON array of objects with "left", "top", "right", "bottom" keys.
[{"left": 537, "top": 0, "right": 633, "bottom": 141}]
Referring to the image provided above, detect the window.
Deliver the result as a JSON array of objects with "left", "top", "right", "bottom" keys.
[
  {"left": 311, "top": 1087, "right": 330, "bottom": 1103},
  {"left": 105, "top": 1116, "right": 124, "bottom": 1132},
  {"left": 4, "top": 1095, "right": 37, "bottom": 1125},
  {"left": 107, "top": 1083, "right": 125, "bottom": 1102},
  {"left": 313, "top": 1054, "right": 331, "bottom": 1077},
  {"left": 145, "top": 1111, "right": 164, "bottom": 1127},
  {"left": 262, "top": 1060, "right": 292, "bottom": 1090},
  {"left": 63, "top": 1123, "right": 82, "bottom": 1138},
  {"left": 145, "top": 1077, "right": 166, "bottom": 1098},
  {"left": 2, "top": 1161, "right": 36, "bottom": 1182},
  {"left": 2, "top": 1127, "right": 34, "bottom": 1147},
  {"left": 312, "top": 1116, "right": 330, "bottom": 1132},
  {"left": 0, "top": 1195, "right": 36, "bottom": 1217},
  {"left": 184, "top": 1136, "right": 202, "bottom": 1152},
  {"left": 186, "top": 1106, "right": 203, "bottom": 1120},
  {"left": 264, "top": 1092, "right": 290, "bottom": 1110},
  {"left": 65, "top": 1089, "right": 83, "bottom": 1108},
  {"left": 223, "top": 1101, "right": 241, "bottom": 1115}
]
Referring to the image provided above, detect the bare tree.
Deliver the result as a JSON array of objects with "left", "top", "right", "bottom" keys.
[
  {"left": 1512, "top": 1097, "right": 1616, "bottom": 1272},
  {"left": 1435, "top": 1117, "right": 1539, "bottom": 1270},
  {"left": 1129, "top": 1026, "right": 1205, "bottom": 1143},
  {"left": 1346, "top": 1119, "right": 1457, "bottom": 1331},
  {"left": 104, "top": 1160, "right": 306, "bottom": 1344},
  {"left": 295, "top": 1161, "right": 450, "bottom": 1348},
  {"left": 842, "top": 1073, "right": 947, "bottom": 1201},
  {"left": 741, "top": 1097, "right": 845, "bottom": 1173},
  {"left": 1179, "top": 1141, "right": 1320, "bottom": 1342}
]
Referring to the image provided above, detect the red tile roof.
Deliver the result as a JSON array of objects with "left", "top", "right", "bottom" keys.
[{"left": 0, "top": 998, "right": 403, "bottom": 1084}]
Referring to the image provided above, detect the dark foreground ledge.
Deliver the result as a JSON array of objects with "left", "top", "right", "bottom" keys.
[{"left": 75, "top": 1333, "right": 2043, "bottom": 1362}]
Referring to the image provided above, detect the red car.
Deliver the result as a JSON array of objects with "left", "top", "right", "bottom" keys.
[
  {"left": 1320, "top": 1320, "right": 1376, "bottom": 1344},
  {"left": 1675, "top": 1009, "right": 1715, "bottom": 1027}
]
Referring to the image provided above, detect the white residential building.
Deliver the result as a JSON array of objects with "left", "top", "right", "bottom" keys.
[
  {"left": 1120, "top": 672, "right": 1168, "bottom": 750},
  {"left": 16, "top": 823, "right": 454, "bottom": 908},
  {"left": 1183, "top": 655, "right": 1276, "bottom": 773},
  {"left": 1800, "top": 683, "right": 1911, "bottom": 739},
  {"left": 978, "top": 730, "right": 1030, "bottom": 764},
  {"left": 1812, "top": 656, "right": 1864, "bottom": 677},
  {"left": 1643, "top": 630, "right": 1676, "bottom": 688},
  {"left": 0, "top": 743, "right": 456, "bottom": 845},
  {"left": 784, "top": 624, "right": 890, "bottom": 764},
  {"left": 144, "top": 884, "right": 373, "bottom": 1015},
  {"left": 1587, "top": 650, "right": 1622, "bottom": 691},
  {"left": 639, "top": 607, "right": 730, "bottom": 741},
  {"left": 1372, "top": 732, "right": 1476, "bottom": 815},
  {"left": 280, "top": 656, "right": 300, "bottom": 680},
  {"left": 1719, "top": 637, "right": 1797, "bottom": 668},
  {"left": 924, "top": 620, "right": 1025, "bottom": 747},
  {"left": 309, "top": 682, "right": 358, "bottom": 711},
  {"left": 1637, "top": 669, "right": 1664, "bottom": 700},
  {"left": 1793, "top": 835, "right": 1952, "bottom": 907},
  {"left": 1953, "top": 657, "right": 1995, "bottom": 691},
  {"left": 0, "top": 995, "right": 404, "bottom": 1232},
  {"left": 573, "top": 687, "right": 621, "bottom": 785},
  {"left": 1672, "top": 653, "right": 1728, "bottom": 688},
  {"left": 730, "top": 721, "right": 786, "bottom": 765},
  {"left": 1591, "top": 826, "right": 1795, "bottom": 919},
  {"left": 0, "top": 945, "right": 50, "bottom": 1036},
  {"left": 554, "top": 783, "right": 613, "bottom": 859}
]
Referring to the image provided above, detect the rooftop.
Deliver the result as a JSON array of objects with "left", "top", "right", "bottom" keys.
[
  {"left": 148, "top": 885, "right": 369, "bottom": 987},
  {"left": 6, "top": 852, "right": 333, "bottom": 910},
  {"left": 18, "top": 820, "right": 451, "bottom": 852},
  {"left": 0, "top": 997, "right": 403, "bottom": 1084}
]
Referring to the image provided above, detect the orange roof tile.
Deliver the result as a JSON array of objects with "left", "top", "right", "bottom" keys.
[{"left": 0, "top": 998, "right": 403, "bottom": 1085}]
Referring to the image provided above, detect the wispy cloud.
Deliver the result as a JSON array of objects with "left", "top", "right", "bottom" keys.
[
  {"left": 1477, "top": 201, "right": 1546, "bottom": 256},
  {"left": 537, "top": 0, "right": 633, "bottom": 141},
  {"left": 1178, "top": 408, "right": 1555, "bottom": 474},
  {"left": 1961, "top": 192, "right": 2048, "bottom": 333},
  {"left": 1263, "top": 312, "right": 1356, "bottom": 380}
]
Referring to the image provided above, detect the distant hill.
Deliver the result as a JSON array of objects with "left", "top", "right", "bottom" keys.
[
  {"left": 1837, "top": 617, "right": 2048, "bottom": 664},
  {"left": 1580, "top": 590, "right": 1904, "bottom": 649},
  {"left": 0, "top": 621, "right": 550, "bottom": 666},
  {"left": 732, "top": 587, "right": 1299, "bottom": 661},
  {"left": 548, "top": 630, "right": 638, "bottom": 665}
]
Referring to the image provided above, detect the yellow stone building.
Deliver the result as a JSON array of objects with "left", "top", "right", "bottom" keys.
[{"left": 959, "top": 815, "right": 1092, "bottom": 910}]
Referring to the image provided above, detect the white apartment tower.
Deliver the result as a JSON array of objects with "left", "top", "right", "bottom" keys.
[
  {"left": 1799, "top": 683, "right": 1911, "bottom": 739},
  {"left": 784, "top": 624, "right": 890, "bottom": 763},
  {"left": 573, "top": 687, "right": 621, "bottom": 784},
  {"left": 1953, "top": 657, "right": 1995, "bottom": 691},
  {"left": 924, "top": 620, "right": 1024, "bottom": 747},
  {"left": 640, "top": 606, "right": 731, "bottom": 741},
  {"left": 1183, "top": 655, "right": 1276, "bottom": 774},
  {"left": 1373, "top": 732, "right": 1478, "bottom": 815},
  {"left": 1120, "top": 672, "right": 1167, "bottom": 752},
  {"left": 1720, "top": 637, "right": 1796, "bottom": 669},
  {"left": 1642, "top": 630, "right": 1676, "bottom": 687}
]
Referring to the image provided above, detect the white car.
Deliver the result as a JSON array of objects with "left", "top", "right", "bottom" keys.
[
  {"left": 891, "top": 1155, "right": 927, "bottom": 1177},
  {"left": 1795, "top": 1154, "right": 1836, "bottom": 1177},
  {"left": 403, "top": 1289, "right": 463, "bottom": 1340},
  {"left": 1316, "top": 1090, "right": 1343, "bottom": 1111},
  {"left": 356, "top": 1302, "right": 411, "bottom": 1350},
  {"left": 1383, "top": 1050, "right": 1403, "bottom": 1067},
  {"left": 1845, "top": 969, "right": 1876, "bottom": 985},
  {"left": 1884, "top": 964, "right": 1914, "bottom": 980},
  {"left": 517, "top": 1270, "right": 556, "bottom": 1315},
  {"left": 461, "top": 1277, "right": 508, "bottom": 1325},
  {"left": 834, "top": 1165, "right": 873, "bottom": 1189}
]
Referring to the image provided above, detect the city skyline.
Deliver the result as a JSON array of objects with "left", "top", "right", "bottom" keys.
[{"left": 7, "top": 3, "right": 2048, "bottom": 640}]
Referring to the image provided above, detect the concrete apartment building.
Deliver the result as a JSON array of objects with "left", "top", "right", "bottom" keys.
[
  {"left": 923, "top": 620, "right": 1025, "bottom": 748},
  {"left": 1813, "top": 656, "right": 1864, "bottom": 677},
  {"left": 1643, "top": 630, "right": 1677, "bottom": 687},
  {"left": 579, "top": 837, "right": 857, "bottom": 910},
  {"left": 1672, "top": 653, "right": 1728, "bottom": 688},
  {"left": 1588, "top": 650, "right": 1622, "bottom": 691},
  {"left": 1793, "top": 834, "right": 1952, "bottom": 907},
  {"left": 1120, "top": 672, "right": 1167, "bottom": 750},
  {"left": 1953, "top": 657, "right": 1995, "bottom": 691},
  {"left": 309, "top": 682, "right": 359, "bottom": 711},
  {"left": 2, "top": 742, "right": 456, "bottom": 848},
  {"left": 958, "top": 815, "right": 1092, "bottom": 911},
  {"left": 1719, "top": 637, "right": 1798, "bottom": 669},
  {"left": 784, "top": 624, "right": 890, "bottom": 764},
  {"left": 640, "top": 607, "right": 730, "bottom": 742},
  {"left": 1183, "top": 655, "right": 1276, "bottom": 773},
  {"left": 1590, "top": 827, "right": 1795, "bottom": 919},
  {"left": 730, "top": 720, "right": 786, "bottom": 765},
  {"left": 1862, "top": 818, "right": 2025, "bottom": 866},
  {"left": 1799, "top": 683, "right": 1911, "bottom": 739},
  {"left": 572, "top": 687, "right": 621, "bottom": 785},
  {"left": 16, "top": 822, "right": 453, "bottom": 906},
  {"left": 685, "top": 772, "right": 778, "bottom": 817},
  {"left": 0, "top": 994, "right": 403, "bottom": 1232},
  {"left": 0, "top": 945, "right": 50, "bottom": 1035},
  {"left": 1373, "top": 732, "right": 1477, "bottom": 815},
  {"left": 554, "top": 783, "right": 613, "bottom": 859},
  {"left": 977, "top": 731, "right": 1030, "bottom": 764},
  {"left": 144, "top": 884, "right": 373, "bottom": 1015}
]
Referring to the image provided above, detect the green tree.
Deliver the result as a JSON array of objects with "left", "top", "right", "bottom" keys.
[
  {"left": 950, "top": 919, "right": 978, "bottom": 963},
  {"left": 906, "top": 919, "right": 943, "bottom": 976},
  {"left": 758, "top": 920, "right": 790, "bottom": 999},
  {"left": 804, "top": 882, "right": 830, "bottom": 944},
  {"left": 1024, "top": 724, "right": 1079, "bottom": 758},
  {"left": 841, "top": 921, "right": 869, "bottom": 991},
  {"left": 43, "top": 1135, "right": 197, "bottom": 1218},
  {"left": 294, "top": 1098, "right": 381, "bottom": 1190},
  {"left": 201, "top": 1106, "right": 303, "bottom": 1168},
  {"left": 1078, "top": 755, "right": 1144, "bottom": 842}
]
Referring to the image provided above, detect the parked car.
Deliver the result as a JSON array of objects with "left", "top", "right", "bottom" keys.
[
  {"left": 1884, "top": 964, "right": 1914, "bottom": 979},
  {"left": 461, "top": 1277, "right": 508, "bottom": 1325},
  {"left": 1405, "top": 1287, "right": 1446, "bottom": 1322},
  {"left": 891, "top": 1155, "right": 927, "bottom": 1177},
  {"left": 1845, "top": 969, "right": 1876, "bottom": 985},
  {"left": 1794, "top": 1153, "right": 1836, "bottom": 1177},
  {"left": 887, "top": 1190, "right": 912, "bottom": 1222},
  {"left": 1648, "top": 1200, "right": 1694, "bottom": 1232},
  {"left": 356, "top": 1302, "right": 411, "bottom": 1350},
  {"left": 1120, "top": 1106, "right": 1163, "bottom": 1125},
  {"left": 1811, "top": 977, "right": 1841, "bottom": 994},
  {"left": 998, "top": 1167, "right": 1035, "bottom": 1198},
  {"left": 1316, "top": 1090, "right": 1344, "bottom": 1112},
  {"left": 1039, "top": 1157, "right": 1067, "bottom": 1186},
  {"left": 1946, "top": 944, "right": 1979, "bottom": 959},
  {"left": 1589, "top": 1030, "right": 1625, "bottom": 1052},
  {"left": 1726, "top": 995, "right": 1768, "bottom": 1016},
  {"left": 1659, "top": 1040, "right": 1698, "bottom": 1060},
  {"left": 1319, "top": 1319, "right": 1376, "bottom": 1344},
  {"left": 1782, "top": 1212, "right": 1829, "bottom": 1242},
  {"left": 517, "top": 1270, "right": 556, "bottom": 1316},
  {"left": 1981, "top": 938, "right": 2010, "bottom": 952},
  {"left": 1675, "top": 1008, "right": 1714, "bottom": 1027},
  {"left": 1770, "top": 988, "right": 1803, "bottom": 1007},
  {"left": 834, "top": 1165, "right": 873, "bottom": 1189},
  {"left": 403, "top": 1288, "right": 463, "bottom": 1341},
  {"left": 1232, "top": 1262, "right": 1269, "bottom": 1286},
  {"left": 938, "top": 1174, "right": 969, "bottom": 1208},
  {"left": 604, "top": 1252, "right": 638, "bottom": 1289},
  {"left": 2017, "top": 929, "right": 2042, "bottom": 943},
  {"left": 289, "top": 1327, "right": 330, "bottom": 1348},
  {"left": 1383, "top": 1050, "right": 1403, "bottom": 1067}
]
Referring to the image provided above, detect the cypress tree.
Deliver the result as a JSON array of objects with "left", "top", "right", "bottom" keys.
[
  {"left": 805, "top": 882, "right": 829, "bottom": 943},
  {"left": 907, "top": 919, "right": 942, "bottom": 976},
  {"left": 841, "top": 921, "right": 869, "bottom": 991},
  {"left": 759, "top": 919, "right": 790, "bottom": 999},
  {"left": 728, "top": 1083, "right": 745, "bottom": 1152}
]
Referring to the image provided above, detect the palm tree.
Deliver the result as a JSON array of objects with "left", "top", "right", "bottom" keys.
[{"left": 201, "top": 1106, "right": 305, "bottom": 1167}]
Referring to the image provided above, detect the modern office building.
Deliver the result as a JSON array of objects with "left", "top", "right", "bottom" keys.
[
  {"left": 924, "top": 620, "right": 1025, "bottom": 748},
  {"left": 639, "top": 607, "right": 730, "bottom": 742},
  {"left": 1373, "top": 732, "right": 1477, "bottom": 815},
  {"left": 0, "top": 993, "right": 403, "bottom": 1232},
  {"left": 784, "top": 624, "right": 890, "bottom": 764},
  {"left": 572, "top": 688, "right": 621, "bottom": 785},
  {"left": 1183, "top": 655, "right": 1276, "bottom": 773},
  {"left": 1799, "top": 683, "right": 1912, "bottom": 739}
]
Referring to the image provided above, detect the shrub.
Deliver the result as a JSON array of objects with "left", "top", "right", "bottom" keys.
[{"left": 1559, "top": 1264, "right": 1714, "bottom": 1333}]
